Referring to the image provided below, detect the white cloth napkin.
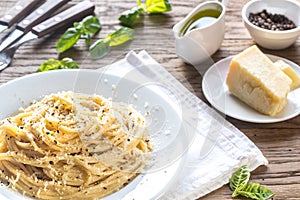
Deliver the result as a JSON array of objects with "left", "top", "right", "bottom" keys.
[{"left": 98, "top": 50, "right": 268, "bottom": 200}]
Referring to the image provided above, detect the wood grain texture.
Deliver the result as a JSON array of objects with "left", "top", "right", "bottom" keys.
[{"left": 0, "top": 0, "right": 300, "bottom": 199}]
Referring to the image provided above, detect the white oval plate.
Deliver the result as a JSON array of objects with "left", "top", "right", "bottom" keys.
[
  {"left": 202, "top": 54, "right": 300, "bottom": 123},
  {"left": 0, "top": 69, "right": 188, "bottom": 200}
]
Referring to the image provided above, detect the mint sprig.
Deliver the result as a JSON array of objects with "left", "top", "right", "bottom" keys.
[
  {"left": 238, "top": 182, "right": 274, "bottom": 200},
  {"left": 230, "top": 165, "right": 251, "bottom": 197},
  {"left": 229, "top": 165, "right": 274, "bottom": 200}
]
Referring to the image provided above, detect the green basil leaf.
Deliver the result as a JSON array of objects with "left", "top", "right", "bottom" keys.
[
  {"left": 137, "top": 0, "right": 142, "bottom": 7},
  {"left": 82, "top": 15, "right": 102, "bottom": 34},
  {"left": 89, "top": 38, "right": 111, "bottom": 59},
  {"left": 145, "top": 0, "right": 172, "bottom": 13},
  {"left": 56, "top": 15, "right": 101, "bottom": 53},
  {"left": 73, "top": 22, "right": 82, "bottom": 31},
  {"left": 229, "top": 165, "right": 251, "bottom": 197},
  {"left": 37, "top": 58, "right": 79, "bottom": 72},
  {"left": 81, "top": 32, "right": 91, "bottom": 45},
  {"left": 238, "top": 182, "right": 274, "bottom": 200},
  {"left": 55, "top": 27, "right": 81, "bottom": 53},
  {"left": 37, "top": 59, "right": 61, "bottom": 72},
  {"left": 60, "top": 58, "right": 79, "bottom": 69},
  {"left": 108, "top": 27, "right": 134, "bottom": 46},
  {"left": 119, "top": 7, "right": 144, "bottom": 26}
]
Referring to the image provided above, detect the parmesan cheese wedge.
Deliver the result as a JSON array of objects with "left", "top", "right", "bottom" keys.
[
  {"left": 274, "top": 60, "right": 300, "bottom": 90},
  {"left": 226, "top": 45, "right": 292, "bottom": 116}
]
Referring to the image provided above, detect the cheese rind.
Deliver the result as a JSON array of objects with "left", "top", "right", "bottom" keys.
[
  {"left": 274, "top": 60, "right": 300, "bottom": 90},
  {"left": 226, "top": 45, "right": 292, "bottom": 116}
]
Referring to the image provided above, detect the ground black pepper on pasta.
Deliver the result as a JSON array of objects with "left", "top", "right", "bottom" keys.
[{"left": 0, "top": 91, "right": 151, "bottom": 199}]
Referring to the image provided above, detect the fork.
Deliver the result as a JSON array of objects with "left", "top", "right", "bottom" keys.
[
  {"left": 0, "top": 43, "right": 14, "bottom": 70},
  {"left": 0, "top": 0, "right": 95, "bottom": 71},
  {"left": 0, "top": 31, "right": 37, "bottom": 71}
]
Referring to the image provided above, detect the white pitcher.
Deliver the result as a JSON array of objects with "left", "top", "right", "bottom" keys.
[{"left": 173, "top": 0, "right": 226, "bottom": 65}]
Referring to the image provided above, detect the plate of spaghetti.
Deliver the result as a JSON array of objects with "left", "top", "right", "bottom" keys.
[{"left": 0, "top": 69, "right": 189, "bottom": 200}]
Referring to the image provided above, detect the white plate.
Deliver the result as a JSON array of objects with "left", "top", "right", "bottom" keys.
[
  {"left": 0, "top": 69, "right": 189, "bottom": 200},
  {"left": 202, "top": 55, "right": 300, "bottom": 123}
]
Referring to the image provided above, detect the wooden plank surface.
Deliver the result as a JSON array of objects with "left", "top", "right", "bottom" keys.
[{"left": 0, "top": 0, "right": 300, "bottom": 199}]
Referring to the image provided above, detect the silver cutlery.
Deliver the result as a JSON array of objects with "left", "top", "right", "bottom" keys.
[
  {"left": 0, "top": 0, "right": 70, "bottom": 52},
  {"left": 0, "top": 0, "right": 95, "bottom": 71},
  {"left": 0, "top": 0, "right": 44, "bottom": 34}
]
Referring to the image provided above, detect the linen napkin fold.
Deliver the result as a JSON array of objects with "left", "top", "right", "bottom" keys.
[{"left": 98, "top": 50, "right": 268, "bottom": 200}]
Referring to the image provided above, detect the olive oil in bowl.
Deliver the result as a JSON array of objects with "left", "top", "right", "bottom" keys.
[{"left": 179, "top": 9, "right": 222, "bottom": 36}]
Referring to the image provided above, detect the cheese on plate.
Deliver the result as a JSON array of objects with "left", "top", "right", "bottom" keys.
[
  {"left": 226, "top": 45, "right": 292, "bottom": 116},
  {"left": 274, "top": 60, "right": 300, "bottom": 90}
]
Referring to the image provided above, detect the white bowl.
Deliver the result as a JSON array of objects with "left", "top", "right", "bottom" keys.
[
  {"left": 0, "top": 69, "right": 187, "bottom": 200},
  {"left": 242, "top": 0, "right": 300, "bottom": 50}
]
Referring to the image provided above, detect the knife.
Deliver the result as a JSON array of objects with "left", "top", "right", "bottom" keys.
[
  {"left": 0, "top": 0, "right": 70, "bottom": 52},
  {"left": 0, "top": 0, "right": 44, "bottom": 34}
]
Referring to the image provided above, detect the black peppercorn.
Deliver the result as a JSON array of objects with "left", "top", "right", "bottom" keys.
[{"left": 248, "top": 9, "right": 296, "bottom": 31}]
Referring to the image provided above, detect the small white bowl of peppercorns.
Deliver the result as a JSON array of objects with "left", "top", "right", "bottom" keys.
[{"left": 242, "top": 0, "right": 300, "bottom": 50}]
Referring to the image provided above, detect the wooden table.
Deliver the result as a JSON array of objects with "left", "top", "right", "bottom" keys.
[{"left": 0, "top": 0, "right": 299, "bottom": 199}]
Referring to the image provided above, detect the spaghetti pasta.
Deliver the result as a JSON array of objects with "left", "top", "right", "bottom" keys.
[{"left": 0, "top": 91, "right": 151, "bottom": 199}]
